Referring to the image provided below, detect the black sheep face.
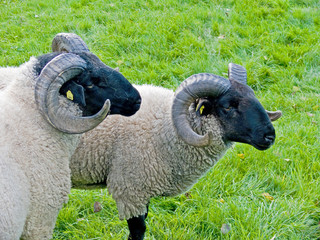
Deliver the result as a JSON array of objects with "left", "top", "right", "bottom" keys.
[
  {"left": 196, "top": 80, "right": 276, "bottom": 150},
  {"left": 64, "top": 52, "right": 141, "bottom": 117},
  {"left": 36, "top": 52, "right": 141, "bottom": 117}
]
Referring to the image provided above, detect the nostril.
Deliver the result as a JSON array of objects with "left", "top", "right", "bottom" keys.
[
  {"left": 133, "top": 99, "right": 141, "bottom": 111},
  {"left": 136, "top": 99, "right": 141, "bottom": 105},
  {"left": 264, "top": 134, "right": 275, "bottom": 143}
]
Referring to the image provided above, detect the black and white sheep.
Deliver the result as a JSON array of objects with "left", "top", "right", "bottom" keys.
[
  {"left": 70, "top": 64, "right": 282, "bottom": 240},
  {"left": 0, "top": 33, "right": 141, "bottom": 240}
]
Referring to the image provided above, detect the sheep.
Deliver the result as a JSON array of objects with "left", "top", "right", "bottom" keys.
[
  {"left": 0, "top": 33, "right": 141, "bottom": 240},
  {"left": 70, "top": 63, "right": 282, "bottom": 240}
]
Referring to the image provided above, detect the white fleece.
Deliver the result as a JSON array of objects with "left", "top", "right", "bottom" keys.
[
  {"left": 0, "top": 58, "right": 82, "bottom": 239},
  {"left": 71, "top": 84, "right": 232, "bottom": 220}
]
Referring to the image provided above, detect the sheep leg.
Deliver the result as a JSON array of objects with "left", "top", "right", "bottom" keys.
[{"left": 127, "top": 204, "right": 149, "bottom": 240}]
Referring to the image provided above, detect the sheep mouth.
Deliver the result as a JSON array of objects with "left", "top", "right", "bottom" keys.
[
  {"left": 250, "top": 130, "right": 275, "bottom": 150},
  {"left": 225, "top": 134, "right": 275, "bottom": 151},
  {"left": 110, "top": 102, "right": 141, "bottom": 116},
  {"left": 251, "top": 140, "right": 274, "bottom": 150}
]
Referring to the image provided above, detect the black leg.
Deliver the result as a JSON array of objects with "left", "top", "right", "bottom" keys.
[
  {"left": 144, "top": 203, "right": 149, "bottom": 219},
  {"left": 127, "top": 205, "right": 149, "bottom": 240}
]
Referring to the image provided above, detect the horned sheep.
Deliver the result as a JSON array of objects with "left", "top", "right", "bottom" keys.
[
  {"left": 0, "top": 33, "right": 141, "bottom": 239},
  {"left": 70, "top": 64, "right": 282, "bottom": 240}
]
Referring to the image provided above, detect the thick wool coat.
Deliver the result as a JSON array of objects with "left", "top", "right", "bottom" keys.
[
  {"left": 0, "top": 58, "right": 81, "bottom": 239},
  {"left": 71, "top": 84, "right": 232, "bottom": 220}
]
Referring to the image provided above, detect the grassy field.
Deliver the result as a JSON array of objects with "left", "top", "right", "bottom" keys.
[{"left": 1, "top": 0, "right": 320, "bottom": 239}]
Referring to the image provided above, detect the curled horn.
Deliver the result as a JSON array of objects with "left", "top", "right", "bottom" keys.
[
  {"left": 52, "top": 33, "right": 90, "bottom": 53},
  {"left": 228, "top": 63, "right": 247, "bottom": 84},
  {"left": 172, "top": 73, "right": 231, "bottom": 147},
  {"left": 35, "top": 53, "right": 110, "bottom": 134}
]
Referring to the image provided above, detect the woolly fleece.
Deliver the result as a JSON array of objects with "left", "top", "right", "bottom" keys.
[
  {"left": 0, "top": 58, "right": 81, "bottom": 239},
  {"left": 71, "top": 84, "right": 232, "bottom": 220}
]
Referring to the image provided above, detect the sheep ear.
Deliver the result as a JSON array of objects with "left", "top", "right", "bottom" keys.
[
  {"left": 60, "top": 81, "right": 86, "bottom": 107},
  {"left": 196, "top": 99, "right": 211, "bottom": 116},
  {"left": 266, "top": 110, "right": 282, "bottom": 122},
  {"left": 114, "top": 67, "right": 120, "bottom": 72}
]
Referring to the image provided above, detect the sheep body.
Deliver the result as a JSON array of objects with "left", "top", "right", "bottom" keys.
[
  {"left": 0, "top": 32, "right": 141, "bottom": 239},
  {"left": 0, "top": 58, "right": 82, "bottom": 239},
  {"left": 71, "top": 66, "right": 281, "bottom": 240},
  {"left": 71, "top": 84, "right": 231, "bottom": 220}
]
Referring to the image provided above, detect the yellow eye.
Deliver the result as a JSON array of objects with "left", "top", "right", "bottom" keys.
[{"left": 87, "top": 85, "right": 94, "bottom": 89}]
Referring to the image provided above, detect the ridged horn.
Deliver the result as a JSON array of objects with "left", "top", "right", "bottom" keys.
[
  {"left": 172, "top": 73, "right": 231, "bottom": 147},
  {"left": 35, "top": 53, "right": 110, "bottom": 134},
  {"left": 52, "top": 33, "right": 90, "bottom": 53},
  {"left": 228, "top": 63, "right": 247, "bottom": 84}
]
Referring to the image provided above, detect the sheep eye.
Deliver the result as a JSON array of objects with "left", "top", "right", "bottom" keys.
[
  {"left": 87, "top": 85, "right": 94, "bottom": 89},
  {"left": 223, "top": 101, "right": 238, "bottom": 112},
  {"left": 92, "top": 76, "right": 102, "bottom": 85}
]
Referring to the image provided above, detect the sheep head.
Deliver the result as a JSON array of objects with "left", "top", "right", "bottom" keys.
[
  {"left": 172, "top": 63, "right": 282, "bottom": 149},
  {"left": 58, "top": 52, "right": 141, "bottom": 117},
  {"left": 51, "top": 33, "right": 141, "bottom": 117},
  {"left": 34, "top": 53, "right": 111, "bottom": 134},
  {"left": 34, "top": 33, "right": 141, "bottom": 134}
]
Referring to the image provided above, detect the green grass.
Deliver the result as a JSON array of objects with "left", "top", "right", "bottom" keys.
[{"left": 1, "top": 0, "right": 320, "bottom": 239}]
